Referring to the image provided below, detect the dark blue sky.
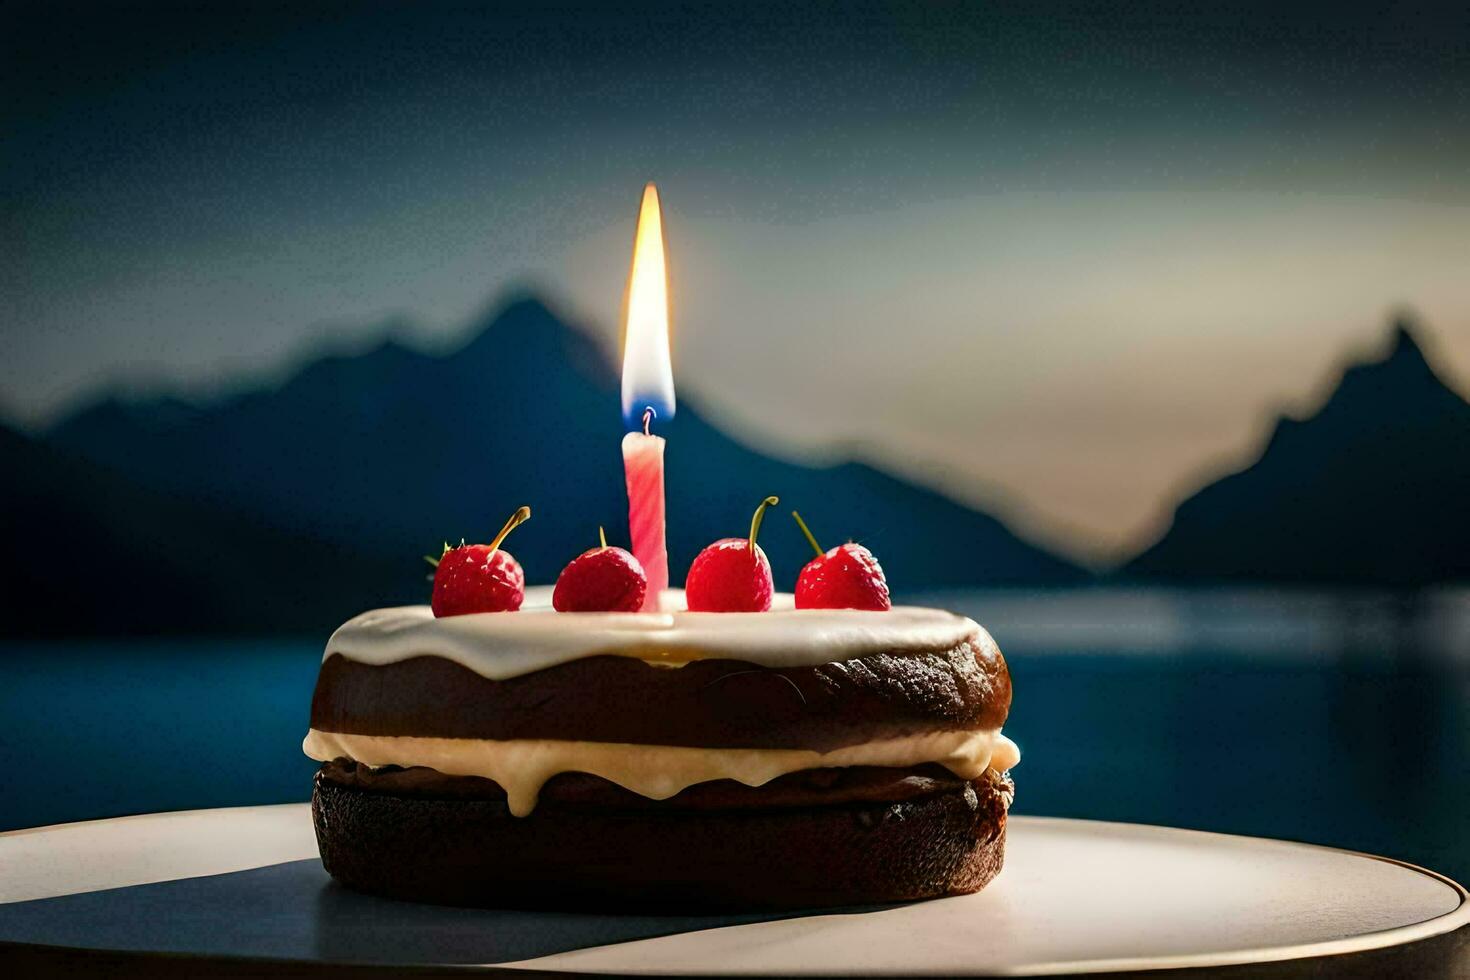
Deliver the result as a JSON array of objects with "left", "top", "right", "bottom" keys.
[{"left": 5, "top": 1, "right": 1468, "bottom": 554}]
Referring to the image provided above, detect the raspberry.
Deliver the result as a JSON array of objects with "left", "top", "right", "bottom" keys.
[
  {"left": 553, "top": 528, "right": 648, "bottom": 612},
  {"left": 429, "top": 506, "right": 531, "bottom": 616},
  {"left": 685, "top": 496, "right": 780, "bottom": 613},
  {"left": 790, "top": 511, "right": 891, "bottom": 611}
]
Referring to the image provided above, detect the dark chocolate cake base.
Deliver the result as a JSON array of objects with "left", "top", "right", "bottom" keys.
[{"left": 312, "top": 762, "right": 1011, "bottom": 910}]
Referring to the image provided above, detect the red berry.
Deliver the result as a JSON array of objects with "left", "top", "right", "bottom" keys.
[
  {"left": 554, "top": 543, "right": 647, "bottom": 612},
  {"left": 685, "top": 496, "right": 779, "bottom": 612},
  {"left": 429, "top": 506, "right": 531, "bottom": 617},
  {"left": 432, "top": 546, "right": 525, "bottom": 616},
  {"left": 686, "top": 538, "right": 775, "bottom": 612},
  {"left": 790, "top": 511, "right": 891, "bottom": 611},
  {"left": 796, "top": 543, "right": 891, "bottom": 611}
]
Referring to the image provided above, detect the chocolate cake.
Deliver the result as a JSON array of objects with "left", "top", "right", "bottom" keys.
[{"left": 305, "top": 588, "right": 1019, "bottom": 909}]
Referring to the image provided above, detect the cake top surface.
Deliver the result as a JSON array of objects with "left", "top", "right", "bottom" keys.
[{"left": 325, "top": 587, "right": 989, "bottom": 680}]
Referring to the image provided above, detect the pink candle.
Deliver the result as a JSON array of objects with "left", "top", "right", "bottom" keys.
[
  {"left": 622, "top": 412, "right": 668, "bottom": 610},
  {"left": 619, "top": 183, "right": 676, "bottom": 612}
]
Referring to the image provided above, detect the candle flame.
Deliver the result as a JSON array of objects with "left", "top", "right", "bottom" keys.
[{"left": 621, "top": 182, "right": 675, "bottom": 427}]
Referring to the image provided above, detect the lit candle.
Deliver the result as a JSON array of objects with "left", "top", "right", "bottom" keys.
[{"left": 620, "top": 183, "right": 675, "bottom": 611}]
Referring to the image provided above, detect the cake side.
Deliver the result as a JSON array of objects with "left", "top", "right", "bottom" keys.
[
  {"left": 304, "top": 590, "right": 1020, "bottom": 908},
  {"left": 312, "top": 766, "right": 1013, "bottom": 910},
  {"left": 303, "top": 597, "right": 1017, "bottom": 816},
  {"left": 308, "top": 631, "right": 1010, "bottom": 747}
]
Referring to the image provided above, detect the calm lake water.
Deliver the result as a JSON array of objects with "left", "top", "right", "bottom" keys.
[{"left": 3, "top": 587, "right": 1466, "bottom": 883}]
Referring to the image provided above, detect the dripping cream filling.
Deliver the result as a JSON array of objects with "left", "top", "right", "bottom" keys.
[
  {"left": 326, "top": 587, "right": 992, "bottom": 681},
  {"left": 303, "top": 728, "right": 1021, "bottom": 817}
]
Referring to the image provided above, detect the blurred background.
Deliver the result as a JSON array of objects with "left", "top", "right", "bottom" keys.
[{"left": 3, "top": 1, "right": 1467, "bottom": 883}]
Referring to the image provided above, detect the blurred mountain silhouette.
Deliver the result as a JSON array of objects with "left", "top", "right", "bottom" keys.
[
  {"left": 20, "top": 296, "right": 1081, "bottom": 635},
  {"left": 0, "top": 424, "right": 407, "bottom": 636},
  {"left": 1126, "top": 320, "right": 1470, "bottom": 585}
]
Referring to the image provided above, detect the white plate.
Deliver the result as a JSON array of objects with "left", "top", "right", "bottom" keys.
[{"left": 2, "top": 806, "right": 1465, "bottom": 975}]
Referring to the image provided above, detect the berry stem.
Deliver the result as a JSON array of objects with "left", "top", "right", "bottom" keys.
[
  {"left": 598, "top": 525, "right": 608, "bottom": 549},
  {"left": 422, "top": 541, "right": 451, "bottom": 567},
  {"left": 790, "top": 511, "right": 824, "bottom": 557},
  {"left": 488, "top": 505, "right": 532, "bottom": 556},
  {"left": 748, "top": 496, "right": 780, "bottom": 552}
]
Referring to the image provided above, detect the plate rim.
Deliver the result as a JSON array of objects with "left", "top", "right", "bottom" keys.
[
  {"left": 991, "top": 814, "right": 1470, "bottom": 975},
  {"left": 0, "top": 808, "right": 1465, "bottom": 976}
]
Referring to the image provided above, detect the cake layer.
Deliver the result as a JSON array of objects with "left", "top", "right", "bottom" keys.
[
  {"left": 317, "top": 758, "right": 1013, "bottom": 810},
  {"left": 323, "top": 588, "right": 984, "bottom": 680},
  {"left": 302, "top": 727, "right": 1020, "bottom": 816},
  {"left": 312, "top": 767, "right": 1012, "bottom": 909},
  {"left": 310, "top": 628, "right": 1009, "bottom": 749}
]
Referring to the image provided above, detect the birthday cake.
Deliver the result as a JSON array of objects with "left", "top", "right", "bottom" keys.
[{"left": 304, "top": 501, "right": 1019, "bottom": 909}]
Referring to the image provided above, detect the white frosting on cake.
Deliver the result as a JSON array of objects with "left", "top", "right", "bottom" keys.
[
  {"left": 325, "top": 586, "right": 989, "bottom": 680},
  {"left": 303, "top": 727, "right": 1021, "bottom": 817}
]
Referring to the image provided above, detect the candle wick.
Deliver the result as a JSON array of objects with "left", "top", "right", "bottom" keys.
[{"left": 642, "top": 406, "right": 656, "bottom": 437}]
